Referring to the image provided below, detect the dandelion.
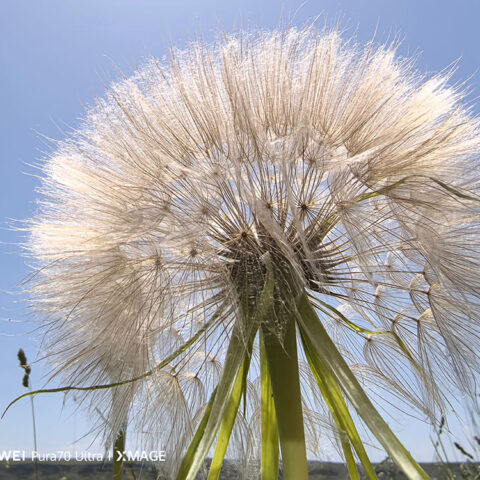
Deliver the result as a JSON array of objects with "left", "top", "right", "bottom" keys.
[{"left": 21, "top": 26, "right": 480, "bottom": 480}]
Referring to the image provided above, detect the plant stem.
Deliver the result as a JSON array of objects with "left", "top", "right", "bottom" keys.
[
  {"left": 29, "top": 394, "right": 38, "bottom": 480},
  {"left": 113, "top": 429, "right": 126, "bottom": 480},
  {"left": 260, "top": 333, "right": 279, "bottom": 480},
  {"left": 262, "top": 319, "right": 309, "bottom": 480}
]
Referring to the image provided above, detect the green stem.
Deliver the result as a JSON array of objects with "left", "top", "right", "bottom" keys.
[
  {"left": 260, "top": 333, "right": 279, "bottom": 480},
  {"left": 262, "top": 319, "right": 309, "bottom": 480},
  {"left": 113, "top": 429, "right": 126, "bottom": 480},
  {"left": 27, "top": 386, "right": 39, "bottom": 480}
]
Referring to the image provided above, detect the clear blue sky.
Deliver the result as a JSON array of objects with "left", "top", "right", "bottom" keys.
[{"left": 1, "top": 0, "right": 480, "bottom": 461}]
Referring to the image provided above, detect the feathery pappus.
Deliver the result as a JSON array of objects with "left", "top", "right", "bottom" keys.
[{"left": 23, "top": 27, "right": 480, "bottom": 479}]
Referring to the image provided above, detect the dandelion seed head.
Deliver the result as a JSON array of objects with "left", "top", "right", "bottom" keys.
[{"left": 23, "top": 26, "right": 480, "bottom": 474}]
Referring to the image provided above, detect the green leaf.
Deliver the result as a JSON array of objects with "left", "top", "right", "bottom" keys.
[
  {"left": 299, "top": 328, "right": 377, "bottom": 480},
  {"left": 2, "top": 302, "right": 229, "bottom": 419},
  {"left": 207, "top": 350, "right": 252, "bottom": 480},
  {"left": 430, "top": 177, "right": 480, "bottom": 202},
  {"left": 176, "top": 323, "right": 251, "bottom": 480},
  {"left": 176, "top": 388, "right": 217, "bottom": 480},
  {"left": 341, "top": 436, "right": 361, "bottom": 480},
  {"left": 260, "top": 333, "right": 279, "bottom": 480},
  {"left": 312, "top": 297, "right": 441, "bottom": 409},
  {"left": 295, "top": 292, "right": 430, "bottom": 480},
  {"left": 176, "top": 253, "right": 275, "bottom": 480}
]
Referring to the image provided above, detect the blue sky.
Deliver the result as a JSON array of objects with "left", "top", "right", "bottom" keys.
[{"left": 1, "top": 0, "right": 480, "bottom": 462}]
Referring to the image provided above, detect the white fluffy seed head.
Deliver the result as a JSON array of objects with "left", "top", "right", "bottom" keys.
[{"left": 25, "top": 27, "right": 480, "bottom": 472}]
